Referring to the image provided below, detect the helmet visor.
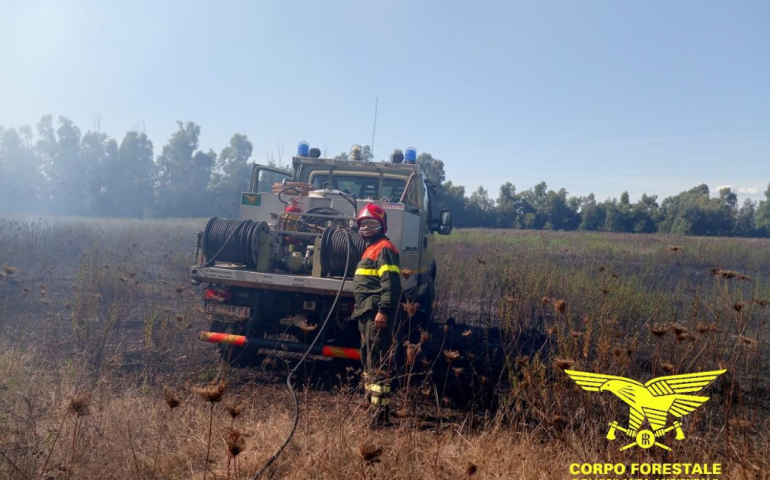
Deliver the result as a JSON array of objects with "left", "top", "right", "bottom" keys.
[{"left": 359, "top": 218, "right": 382, "bottom": 236}]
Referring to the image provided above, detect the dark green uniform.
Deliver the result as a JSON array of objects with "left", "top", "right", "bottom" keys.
[{"left": 352, "top": 235, "right": 401, "bottom": 409}]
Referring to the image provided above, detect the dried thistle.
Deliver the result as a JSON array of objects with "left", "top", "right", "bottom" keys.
[
  {"left": 671, "top": 323, "right": 687, "bottom": 335},
  {"left": 69, "top": 393, "right": 92, "bottom": 417},
  {"left": 753, "top": 298, "right": 769, "bottom": 307},
  {"left": 164, "top": 388, "right": 181, "bottom": 409},
  {"left": 403, "top": 300, "right": 419, "bottom": 317},
  {"left": 226, "top": 402, "right": 245, "bottom": 419},
  {"left": 502, "top": 295, "right": 516, "bottom": 304},
  {"left": 649, "top": 324, "right": 669, "bottom": 337},
  {"left": 227, "top": 428, "right": 247, "bottom": 457},
  {"left": 554, "top": 299, "right": 567, "bottom": 314},
  {"left": 600, "top": 287, "right": 611, "bottom": 295},
  {"left": 443, "top": 350, "right": 460, "bottom": 364},
  {"left": 462, "top": 329, "right": 472, "bottom": 337},
  {"left": 420, "top": 387, "right": 431, "bottom": 396},
  {"left": 612, "top": 348, "right": 622, "bottom": 357},
  {"left": 554, "top": 358, "right": 574, "bottom": 370},
  {"left": 696, "top": 323, "right": 709, "bottom": 334},
  {"left": 676, "top": 332, "right": 695, "bottom": 342},
  {"left": 1, "top": 265, "right": 17, "bottom": 275},
  {"left": 405, "top": 342, "right": 420, "bottom": 366},
  {"left": 192, "top": 380, "right": 227, "bottom": 403},
  {"left": 738, "top": 336, "right": 757, "bottom": 346},
  {"left": 175, "top": 285, "right": 185, "bottom": 293},
  {"left": 716, "top": 269, "right": 739, "bottom": 279},
  {"left": 732, "top": 302, "right": 743, "bottom": 312},
  {"left": 452, "top": 367, "right": 464, "bottom": 377},
  {"left": 358, "top": 443, "right": 383, "bottom": 462},
  {"left": 419, "top": 330, "right": 431, "bottom": 344},
  {"left": 661, "top": 362, "right": 675, "bottom": 373},
  {"left": 547, "top": 326, "right": 558, "bottom": 336},
  {"left": 668, "top": 245, "right": 682, "bottom": 252},
  {"left": 540, "top": 296, "right": 550, "bottom": 307},
  {"left": 570, "top": 330, "right": 583, "bottom": 338}
]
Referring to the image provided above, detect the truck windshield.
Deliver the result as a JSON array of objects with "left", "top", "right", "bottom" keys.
[{"left": 311, "top": 174, "right": 406, "bottom": 201}]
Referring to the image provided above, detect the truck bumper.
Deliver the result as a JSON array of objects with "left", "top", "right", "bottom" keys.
[{"left": 199, "top": 331, "right": 361, "bottom": 361}]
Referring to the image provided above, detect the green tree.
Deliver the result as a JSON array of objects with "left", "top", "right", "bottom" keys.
[
  {"left": 80, "top": 131, "right": 119, "bottom": 215},
  {"left": 579, "top": 194, "right": 606, "bottom": 231},
  {"left": 38, "top": 116, "right": 90, "bottom": 214},
  {"left": 0, "top": 126, "right": 44, "bottom": 213},
  {"left": 755, "top": 183, "right": 770, "bottom": 236},
  {"left": 735, "top": 198, "right": 756, "bottom": 236},
  {"left": 114, "top": 131, "right": 155, "bottom": 217},
  {"left": 211, "top": 133, "right": 254, "bottom": 217},
  {"left": 157, "top": 121, "right": 216, "bottom": 217},
  {"left": 416, "top": 152, "right": 446, "bottom": 185}
]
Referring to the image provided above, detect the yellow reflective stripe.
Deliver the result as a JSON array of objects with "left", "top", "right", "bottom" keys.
[
  {"left": 355, "top": 268, "right": 379, "bottom": 276},
  {"left": 365, "top": 384, "right": 391, "bottom": 394},
  {"left": 370, "top": 397, "right": 391, "bottom": 406},
  {"left": 378, "top": 264, "right": 400, "bottom": 276},
  {"left": 355, "top": 265, "right": 401, "bottom": 276}
]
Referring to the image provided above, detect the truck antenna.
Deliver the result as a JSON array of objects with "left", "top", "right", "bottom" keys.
[{"left": 370, "top": 97, "right": 378, "bottom": 159}]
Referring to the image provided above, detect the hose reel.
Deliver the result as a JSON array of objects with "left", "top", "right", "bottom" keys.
[
  {"left": 320, "top": 228, "right": 366, "bottom": 276},
  {"left": 201, "top": 218, "right": 270, "bottom": 268}
]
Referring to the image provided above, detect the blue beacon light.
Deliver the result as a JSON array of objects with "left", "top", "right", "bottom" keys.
[{"left": 404, "top": 147, "right": 417, "bottom": 164}]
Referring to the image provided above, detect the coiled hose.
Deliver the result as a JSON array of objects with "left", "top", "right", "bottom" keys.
[
  {"left": 320, "top": 227, "right": 366, "bottom": 276},
  {"left": 200, "top": 218, "right": 268, "bottom": 268},
  {"left": 251, "top": 230, "right": 353, "bottom": 479}
]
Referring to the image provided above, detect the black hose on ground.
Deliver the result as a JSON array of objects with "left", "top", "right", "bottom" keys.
[{"left": 250, "top": 230, "right": 353, "bottom": 480}]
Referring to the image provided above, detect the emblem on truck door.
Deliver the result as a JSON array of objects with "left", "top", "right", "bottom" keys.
[{"left": 241, "top": 193, "right": 261, "bottom": 205}]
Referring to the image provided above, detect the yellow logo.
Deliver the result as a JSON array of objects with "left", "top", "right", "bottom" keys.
[{"left": 564, "top": 369, "right": 726, "bottom": 451}]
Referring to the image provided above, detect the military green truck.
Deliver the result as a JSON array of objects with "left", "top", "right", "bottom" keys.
[{"left": 191, "top": 145, "right": 452, "bottom": 365}]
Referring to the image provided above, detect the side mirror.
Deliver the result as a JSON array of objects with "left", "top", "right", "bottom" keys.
[{"left": 438, "top": 209, "right": 452, "bottom": 235}]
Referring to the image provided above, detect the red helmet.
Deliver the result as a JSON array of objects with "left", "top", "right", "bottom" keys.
[{"left": 357, "top": 203, "right": 387, "bottom": 235}]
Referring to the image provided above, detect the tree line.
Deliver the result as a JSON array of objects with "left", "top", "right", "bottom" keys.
[
  {"left": 416, "top": 154, "right": 770, "bottom": 237},
  {"left": 1, "top": 115, "right": 768, "bottom": 237}
]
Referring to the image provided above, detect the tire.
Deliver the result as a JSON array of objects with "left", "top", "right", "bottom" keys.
[{"left": 413, "top": 260, "right": 437, "bottom": 332}]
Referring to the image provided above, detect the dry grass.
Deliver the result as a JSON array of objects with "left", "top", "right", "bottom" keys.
[{"left": 0, "top": 217, "right": 768, "bottom": 479}]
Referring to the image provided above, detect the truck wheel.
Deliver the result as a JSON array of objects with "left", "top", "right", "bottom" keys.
[
  {"left": 209, "top": 317, "right": 264, "bottom": 367},
  {"left": 414, "top": 260, "right": 437, "bottom": 332}
]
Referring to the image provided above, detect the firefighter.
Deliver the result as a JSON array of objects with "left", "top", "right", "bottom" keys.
[{"left": 352, "top": 203, "right": 402, "bottom": 424}]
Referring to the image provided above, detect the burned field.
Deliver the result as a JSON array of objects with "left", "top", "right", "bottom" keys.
[{"left": 0, "top": 217, "right": 768, "bottom": 479}]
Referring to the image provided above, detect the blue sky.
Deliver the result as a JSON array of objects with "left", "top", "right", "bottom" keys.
[{"left": 1, "top": 0, "right": 768, "bottom": 202}]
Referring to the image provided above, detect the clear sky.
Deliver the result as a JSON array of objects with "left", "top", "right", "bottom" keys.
[{"left": 1, "top": 0, "right": 768, "bottom": 202}]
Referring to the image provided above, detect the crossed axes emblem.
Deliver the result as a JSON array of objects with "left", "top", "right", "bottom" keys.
[{"left": 607, "top": 420, "right": 685, "bottom": 451}]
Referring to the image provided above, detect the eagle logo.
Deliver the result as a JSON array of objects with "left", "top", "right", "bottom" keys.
[
  {"left": 242, "top": 193, "right": 260, "bottom": 206},
  {"left": 564, "top": 369, "right": 726, "bottom": 451}
]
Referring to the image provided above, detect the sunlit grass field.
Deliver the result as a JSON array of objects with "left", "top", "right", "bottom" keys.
[{"left": 0, "top": 217, "right": 767, "bottom": 479}]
